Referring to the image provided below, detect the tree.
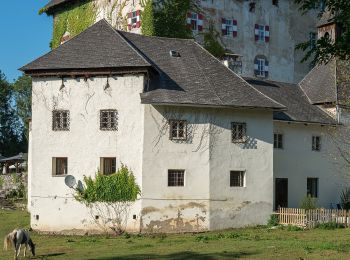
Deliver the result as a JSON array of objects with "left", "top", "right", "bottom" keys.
[
  {"left": 75, "top": 164, "right": 141, "bottom": 235},
  {"left": 295, "top": 0, "right": 350, "bottom": 64},
  {"left": 0, "top": 71, "right": 26, "bottom": 157},
  {"left": 13, "top": 75, "right": 32, "bottom": 140}
]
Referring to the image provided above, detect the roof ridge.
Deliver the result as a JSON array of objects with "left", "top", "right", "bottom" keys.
[
  {"left": 192, "top": 41, "right": 285, "bottom": 109},
  {"left": 102, "top": 20, "right": 152, "bottom": 67}
]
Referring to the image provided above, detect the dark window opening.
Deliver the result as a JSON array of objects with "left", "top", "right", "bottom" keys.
[
  {"left": 312, "top": 136, "right": 321, "bottom": 151},
  {"left": 230, "top": 171, "right": 245, "bottom": 187},
  {"left": 52, "top": 110, "right": 70, "bottom": 131},
  {"left": 169, "top": 120, "right": 187, "bottom": 140},
  {"left": 274, "top": 133, "right": 283, "bottom": 149},
  {"left": 307, "top": 178, "right": 318, "bottom": 198},
  {"left": 100, "top": 110, "right": 118, "bottom": 131},
  {"left": 231, "top": 122, "right": 247, "bottom": 143},
  {"left": 168, "top": 170, "right": 185, "bottom": 186},
  {"left": 52, "top": 157, "right": 68, "bottom": 176}
]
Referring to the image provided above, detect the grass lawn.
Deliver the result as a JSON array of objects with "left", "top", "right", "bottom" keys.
[{"left": 1, "top": 210, "right": 350, "bottom": 259}]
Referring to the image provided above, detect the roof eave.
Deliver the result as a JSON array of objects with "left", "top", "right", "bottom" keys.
[{"left": 274, "top": 119, "right": 338, "bottom": 126}]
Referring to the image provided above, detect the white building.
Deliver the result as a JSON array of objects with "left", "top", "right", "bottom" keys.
[
  {"left": 22, "top": 20, "right": 348, "bottom": 233},
  {"left": 42, "top": 0, "right": 319, "bottom": 83}
]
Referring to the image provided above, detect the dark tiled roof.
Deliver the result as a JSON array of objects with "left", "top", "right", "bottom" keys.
[
  {"left": 299, "top": 60, "right": 336, "bottom": 104},
  {"left": 22, "top": 20, "right": 284, "bottom": 110},
  {"left": 120, "top": 31, "right": 284, "bottom": 109},
  {"left": 317, "top": 11, "right": 334, "bottom": 27},
  {"left": 44, "top": 0, "right": 73, "bottom": 12},
  {"left": 20, "top": 20, "right": 150, "bottom": 71},
  {"left": 246, "top": 78, "right": 336, "bottom": 125}
]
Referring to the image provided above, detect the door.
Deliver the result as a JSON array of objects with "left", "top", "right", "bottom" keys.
[{"left": 275, "top": 178, "right": 288, "bottom": 210}]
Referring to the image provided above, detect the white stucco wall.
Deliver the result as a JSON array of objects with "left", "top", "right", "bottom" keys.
[
  {"left": 29, "top": 75, "right": 145, "bottom": 233},
  {"left": 273, "top": 122, "right": 349, "bottom": 209}
]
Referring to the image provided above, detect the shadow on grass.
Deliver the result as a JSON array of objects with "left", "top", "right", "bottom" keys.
[
  {"left": 35, "top": 252, "right": 66, "bottom": 258},
  {"left": 88, "top": 251, "right": 256, "bottom": 259}
]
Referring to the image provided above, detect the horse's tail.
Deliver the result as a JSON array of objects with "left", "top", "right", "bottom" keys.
[{"left": 3, "top": 234, "right": 12, "bottom": 251}]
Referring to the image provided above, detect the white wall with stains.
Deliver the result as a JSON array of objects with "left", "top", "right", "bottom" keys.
[{"left": 273, "top": 122, "right": 349, "bottom": 209}]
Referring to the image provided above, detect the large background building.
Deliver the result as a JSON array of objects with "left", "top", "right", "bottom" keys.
[{"left": 42, "top": 0, "right": 319, "bottom": 83}]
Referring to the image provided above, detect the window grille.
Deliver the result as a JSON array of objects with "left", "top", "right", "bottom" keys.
[
  {"left": 100, "top": 110, "right": 118, "bottom": 131},
  {"left": 312, "top": 136, "right": 321, "bottom": 151},
  {"left": 231, "top": 122, "right": 247, "bottom": 143},
  {"left": 230, "top": 171, "right": 245, "bottom": 187},
  {"left": 52, "top": 110, "right": 70, "bottom": 131},
  {"left": 169, "top": 120, "right": 187, "bottom": 140},
  {"left": 168, "top": 170, "right": 185, "bottom": 186},
  {"left": 274, "top": 133, "right": 283, "bottom": 149}
]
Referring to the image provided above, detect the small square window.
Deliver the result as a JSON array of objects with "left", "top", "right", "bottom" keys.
[
  {"left": 168, "top": 170, "right": 185, "bottom": 186},
  {"left": 100, "top": 110, "right": 118, "bottom": 131},
  {"left": 307, "top": 178, "right": 318, "bottom": 197},
  {"left": 231, "top": 122, "right": 246, "bottom": 143},
  {"left": 52, "top": 110, "right": 70, "bottom": 131},
  {"left": 230, "top": 171, "right": 245, "bottom": 187},
  {"left": 312, "top": 136, "right": 321, "bottom": 151},
  {"left": 52, "top": 157, "right": 68, "bottom": 176},
  {"left": 169, "top": 120, "right": 187, "bottom": 140},
  {"left": 274, "top": 133, "right": 283, "bottom": 149},
  {"left": 100, "top": 157, "right": 116, "bottom": 175}
]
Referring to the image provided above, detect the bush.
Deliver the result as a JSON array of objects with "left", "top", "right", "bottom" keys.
[
  {"left": 267, "top": 214, "right": 279, "bottom": 226},
  {"left": 285, "top": 225, "right": 304, "bottom": 231},
  {"left": 300, "top": 195, "right": 318, "bottom": 209},
  {"left": 315, "top": 222, "right": 345, "bottom": 230},
  {"left": 0, "top": 176, "right": 4, "bottom": 189}
]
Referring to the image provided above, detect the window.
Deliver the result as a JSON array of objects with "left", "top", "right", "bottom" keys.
[
  {"left": 312, "top": 136, "right": 321, "bottom": 151},
  {"left": 222, "top": 19, "right": 238, "bottom": 37},
  {"left": 187, "top": 12, "right": 203, "bottom": 31},
  {"left": 258, "top": 25, "right": 265, "bottom": 41},
  {"left": 52, "top": 110, "right": 69, "bottom": 131},
  {"left": 100, "top": 157, "right": 116, "bottom": 175},
  {"left": 272, "top": 0, "right": 279, "bottom": 6},
  {"left": 231, "top": 122, "right": 247, "bottom": 143},
  {"left": 309, "top": 32, "right": 317, "bottom": 49},
  {"left": 307, "top": 178, "right": 318, "bottom": 197},
  {"left": 168, "top": 170, "right": 185, "bottom": 187},
  {"left": 254, "top": 56, "right": 269, "bottom": 78},
  {"left": 100, "top": 110, "right": 118, "bottom": 131},
  {"left": 274, "top": 133, "right": 283, "bottom": 149},
  {"left": 52, "top": 157, "right": 68, "bottom": 176},
  {"left": 169, "top": 120, "right": 187, "bottom": 140},
  {"left": 127, "top": 10, "right": 141, "bottom": 30},
  {"left": 257, "top": 59, "right": 266, "bottom": 77},
  {"left": 230, "top": 171, "right": 245, "bottom": 187}
]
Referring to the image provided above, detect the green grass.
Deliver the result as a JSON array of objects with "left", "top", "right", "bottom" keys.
[{"left": 2, "top": 210, "right": 350, "bottom": 259}]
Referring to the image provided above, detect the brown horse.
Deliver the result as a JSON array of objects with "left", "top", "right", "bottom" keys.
[{"left": 4, "top": 229, "right": 35, "bottom": 260}]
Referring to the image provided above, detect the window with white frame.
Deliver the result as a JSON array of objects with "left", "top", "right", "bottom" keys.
[
  {"left": 274, "top": 133, "right": 283, "bottom": 149},
  {"left": 230, "top": 171, "right": 245, "bottom": 187},
  {"left": 100, "top": 110, "right": 118, "bottom": 131},
  {"left": 224, "top": 19, "right": 233, "bottom": 36},
  {"left": 100, "top": 157, "right": 116, "bottom": 175},
  {"left": 190, "top": 13, "right": 198, "bottom": 31},
  {"left": 52, "top": 110, "right": 70, "bottom": 131},
  {"left": 52, "top": 157, "right": 68, "bottom": 176},
  {"left": 312, "top": 136, "right": 321, "bottom": 151},
  {"left": 169, "top": 120, "right": 187, "bottom": 140},
  {"left": 231, "top": 122, "right": 246, "bottom": 143},
  {"left": 168, "top": 170, "right": 185, "bottom": 186},
  {"left": 257, "top": 58, "right": 266, "bottom": 77}
]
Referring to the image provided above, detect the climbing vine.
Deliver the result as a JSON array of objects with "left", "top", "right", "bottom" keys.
[
  {"left": 50, "top": 1, "right": 97, "bottom": 49},
  {"left": 203, "top": 20, "right": 225, "bottom": 58}
]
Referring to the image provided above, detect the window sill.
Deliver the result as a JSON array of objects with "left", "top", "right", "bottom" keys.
[{"left": 52, "top": 174, "right": 68, "bottom": 177}]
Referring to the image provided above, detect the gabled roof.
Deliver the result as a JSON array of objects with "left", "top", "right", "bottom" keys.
[
  {"left": 299, "top": 60, "right": 336, "bottom": 105},
  {"left": 317, "top": 11, "right": 334, "bottom": 28},
  {"left": 246, "top": 78, "right": 337, "bottom": 125},
  {"left": 21, "top": 20, "right": 151, "bottom": 72},
  {"left": 120, "top": 31, "right": 284, "bottom": 109},
  {"left": 21, "top": 20, "right": 284, "bottom": 110}
]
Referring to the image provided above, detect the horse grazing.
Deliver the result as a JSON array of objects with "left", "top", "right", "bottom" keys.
[{"left": 3, "top": 229, "right": 35, "bottom": 259}]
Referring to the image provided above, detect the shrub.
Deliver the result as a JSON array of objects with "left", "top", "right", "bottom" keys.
[
  {"left": 0, "top": 176, "right": 4, "bottom": 189},
  {"left": 300, "top": 195, "right": 318, "bottom": 210},
  {"left": 285, "top": 225, "right": 303, "bottom": 231},
  {"left": 267, "top": 214, "right": 279, "bottom": 226},
  {"left": 315, "top": 222, "right": 345, "bottom": 230}
]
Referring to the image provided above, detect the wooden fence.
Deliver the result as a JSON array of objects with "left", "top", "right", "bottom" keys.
[{"left": 275, "top": 208, "right": 350, "bottom": 228}]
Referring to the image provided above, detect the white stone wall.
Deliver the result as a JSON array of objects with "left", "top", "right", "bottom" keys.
[
  {"left": 273, "top": 122, "right": 349, "bottom": 209},
  {"left": 29, "top": 75, "right": 145, "bottom": 233}
]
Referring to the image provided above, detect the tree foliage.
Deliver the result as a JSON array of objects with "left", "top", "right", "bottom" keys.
[
  {"left": 142, "top": 0, "right": 199, "bottom": 38},
  {"left": 295, "top": 0, "right": 350, "bottom": 64},
  {"left": 203, "top": 21, "right": 226, "bottom": 58},
  {"left": 0, "top": 71, "right": 27, "bottom": 157}
]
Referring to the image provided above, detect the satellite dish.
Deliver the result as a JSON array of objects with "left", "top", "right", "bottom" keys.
[
  {"left": 77, "top": 180, "right": 84, "bottom": 192},
  {"left": 64, "top": 175, "right": 76, "bottom": 189}
]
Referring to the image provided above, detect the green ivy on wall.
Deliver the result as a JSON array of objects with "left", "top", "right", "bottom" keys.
[{"left": 49, "top": 1, "right": 96, "bottom": 49}]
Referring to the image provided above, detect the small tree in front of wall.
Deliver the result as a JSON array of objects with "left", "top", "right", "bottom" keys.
[
  {"left": 75, "top": 164, "right": 141, "bottom": 235},
  {"left": 300, "top": 195, "right": 318, "bottom": 210}
]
